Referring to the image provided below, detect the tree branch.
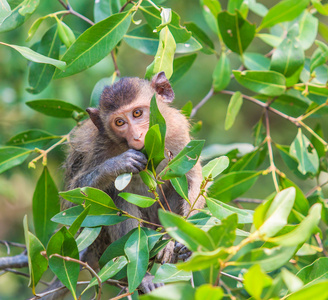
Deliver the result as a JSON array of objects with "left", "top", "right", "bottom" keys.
[
  {"left": 190, "top": 87, "right": 214, "bottom": 118},
  {"left": 0, "top": 253, "right": 28, "bottom": 270}
]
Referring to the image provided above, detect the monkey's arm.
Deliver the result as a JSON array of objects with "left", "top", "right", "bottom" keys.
[{"left": 70, "top": 149, "right": 147, "bottom": 190}]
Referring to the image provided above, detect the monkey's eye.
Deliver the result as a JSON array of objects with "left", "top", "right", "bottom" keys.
[
  {"left": 133, "top": 109, "right": 143, "bottom": 118},
  {"left": 115, "top": 119, "right": 125, "bottom": 126}
]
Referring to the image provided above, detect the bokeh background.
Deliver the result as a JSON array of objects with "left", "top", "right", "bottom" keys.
[{"left": 1, "top": 0, "right": 327, "bottom": 298}]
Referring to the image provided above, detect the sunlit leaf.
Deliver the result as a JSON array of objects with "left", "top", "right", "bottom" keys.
[
  {"left": 286, "top": 281, "right": 328, "bottom": 300},
  {"left": 170, "top": 175, "right": 189, "bottom": 203},
  {"left": 115, "top": 173, "right": 133, "bottom": 191},
  {"left": 140, "top": 283, "right": 195, "bottom": 300},
  {"left": 213, "top": 52, "right": 231, "bottom": 92},
  {"left": 200, "top": 0, "right": 221, "bottom": 34},
  {"left": 244, "top": 52, "right": 270, "bottom": 70},
  {"left": 0, "top": 146, "right": 32, "bottom": 174},
  {"left": 298, "top": 11, "right": 318, "bottom": 50},
  {"left": 119, "top": 192, "right": 156, "bottom": 208},
  {"left": 195, "top": 284, "right": 223, "bottom": 300},
  {"left": 76, "top": 227, "right": 101, "bottom": 252},
  {"left": 297, "top": 257, "right": 328, "bottom": 285},
  {"left": 0, "top": 0, "right": 11, "bottom": 24},
  {"left": 225, "top": 92, "right": 243, "bottom": 130},
  {"left": 153, "top": 264, "right": 192, "bottom": 283},
  {"left": 244, "top": 265, "right": 272, "bottom": 299},
  {"left": 281, "top": 268, "right": 303, "bottom": 293}
]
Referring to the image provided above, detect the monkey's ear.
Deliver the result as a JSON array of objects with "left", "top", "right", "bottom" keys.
[
  {"left": 86, "top": 108, "right": 104, "bottom": 132},
  {"left": 151, "top": 71, "right": 174, "bottom": 103}
]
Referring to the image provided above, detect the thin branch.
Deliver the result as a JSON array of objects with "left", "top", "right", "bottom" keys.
[
  {"left": 120, "top": 0, "right": 133, "bottom": 12},
  {"left": 2, "top": 269, "right": 50, "bottom": 286},
  {"left": 233, "top": 198, "right": 263, "bottom": 204},
  {"left": 111, "top": 291, "right": 135, "bottom": 300},
  {"left": 190, "top": 87, "right": 214, "bottom": 118},
  {"left": 314, "top": 233, "right": 328, "bottom": 257},
  {"left": 220, "top": 271, "right": 243, "bottom": 283},
  {"left": 306, "top": 180, "right": 328, "bottom": 197},
  {"left": 111, "top": 52, "right": 121, "bottom": 77},
  {"left": 49, "top": 253, "right": 102, "bottom": 300},
  {"left": 0, "top": 253, "right": 28, "bottom": 270},
  {"left": 158, "top": 185, "right": 172, "bottom": 212},
  {"left": 0, "top": 240, "right": 26, "bottom": 250},
  {"left": 265, "top": 109, "right": 280, "bottom": 192}
]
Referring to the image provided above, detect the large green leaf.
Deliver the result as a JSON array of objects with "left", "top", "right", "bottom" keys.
[
  {"left": 32, "top": 167, "right": 60, "bottom": 245},
  {"left": 124, "top": 226, "right": 149, "bottom": 292},
  {"left": 6, "top": 129, "right": 60, "bottom": 149},
  {"left": 195, "top": 284, "right": 223, "bottom": 300},
  {"left": 0, "top": 42, "right": 65, "bottom": 70},
  {"left": 159, "top": 210, "right": 214, "bottom": 251},
  {"left": 206, "top": 197, "right": 253, "bottom": 224},
  {"left": 290, "top": 129, "right": 319, "bottom": 175},
  {"left": 154, "top": 264, "right": 192, "bottom": 283},
  {"left": 145, "top": 25, "right": 176, "bottom": 79},
  {"left": 243, "top": 265, "right": 272, "bottom": 299},
  {"left": 258, "top": 0, "right": 311, "bottom": 30},
  {"left": 23, "top": 216, "right": 48, "bottom": 295},
  {"left": 159, "top": 140, "right": 204, "bottom": 180},
  {"left": 119, "top": 192, "right": 156, "bottom": 208},
  {"left": 207, "top": 171, "right": 261, "bottom": 203},
  {"left": 297, "top": 257, "right": 328, "bottom": 285},
  {"left": 213, "top": 52, "right": 231, "bottom": 92},
  {"left": 144, "top": 124, "right": 165, "bottom": 168},
  {"left": 298, "top": 11, "right": 318, "bottom": 50},
  {"left": 0, "top": 0, "right": 39, "bottom": 33},
  {"left": 225, "top": 91, "right": 243, "bottom": 130},
  {"left": 76, "top": 227, "right": 101, "bottom": 252},
  {"left": 286, "top": 281, "right": 328, "bottom": 300},
  {"left": 243, "top": 53, "right": 270, "bottom": 71},
  {"left": 217, "top": 10, "right": 256, "bottom": 55},
  {"left": 52, "top": 205, "right": 127, "bottom": 227},
  {"left": 54, "top": 12, "right": 132, "bottom": 78},
  {"left": 200, "top": 0, "right": 221, "bottom": 34},
  {"left": 27, "top": 25, "right": 61, "bottom": 94},
  {"left": 26, "top": 99, "right": 85, "bottom": 119},
  {"left": 233, "top": 70, "right": 286, "bottom": 96},
  {"left": 0, "top": 146, "right": 32, "bottom": 174},
  {"left": 47, "top": 227, "right": 79, "bottom": 300}
]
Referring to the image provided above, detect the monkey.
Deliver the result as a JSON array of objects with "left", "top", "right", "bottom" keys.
[{"left": 62, "top": 71, "right": 204, "bottom": 294}]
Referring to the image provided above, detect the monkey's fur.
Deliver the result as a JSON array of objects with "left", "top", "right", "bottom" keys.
[{"left": 62, "top": 72, "right": 204, "bottom": 293}]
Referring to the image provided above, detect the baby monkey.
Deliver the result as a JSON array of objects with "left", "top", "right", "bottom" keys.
[{"left": 63, "top": 72, "right": 204, "bottom": 293}]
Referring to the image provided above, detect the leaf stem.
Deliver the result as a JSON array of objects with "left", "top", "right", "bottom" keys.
[
  {"left": 146, "top": 0, "right": 161, "bottom": 11},
  {"left": 158, "top": 185, "right": 172, "bottom": 212},
  {"left": 299, "top": 101, "right": 328, "bottom": 121},
  {"left": 298, "top": 120, "right": 328, "bottom": 149}
]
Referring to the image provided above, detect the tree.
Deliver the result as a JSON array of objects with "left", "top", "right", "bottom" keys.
[{"left": 1, "top": 0, "right": 328, "bottom": 299}]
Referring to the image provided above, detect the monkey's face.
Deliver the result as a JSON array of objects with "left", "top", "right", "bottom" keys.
[{"left": 109, "top": 97, "right": 150, "bottom": 150}]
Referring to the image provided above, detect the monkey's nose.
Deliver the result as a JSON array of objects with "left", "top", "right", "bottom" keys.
[{"left": 134, "top": 132, "right": 142, "bottom": 140}]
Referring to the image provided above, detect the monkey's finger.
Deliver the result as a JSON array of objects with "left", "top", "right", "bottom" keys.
[
  {"left": 178, "top": 252, "right": 192, "bottom": 261},
  {"left": 130, "top": 159, "right": 147, "bottom": 171},
  {"left": 126, "top": 149, "right": 148, "bottom": 163},
  {"left": 178, "top": 245, "right": 189, "bottom": 254},
  {"left": 154, "top": 282, "right": 164, "bottom": 289},
  {"left": 174, "top": 242, "right": 184, "bottom": 253}
]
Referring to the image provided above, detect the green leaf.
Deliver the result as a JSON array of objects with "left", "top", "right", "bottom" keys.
[
  {"left": 257, "top": 33, "right": 283, "bottom": 47},
  {"left": 140, "top": 283, "right": 195, "bottom": 300},
  {"left": 47, "top": 227, "right": 79, "bottom": 300},
  {"left": 234, "top": 246, "right": 298, "bottom": 272},
  {"left": 310, "top": 41, "right": 328, "bottom": 72},
  {"left": 150, "top": 239, "right": 170, "bottom": 258},
  {"left": 114, "top": 173, "right": 133, "bottom": 191},
  {"left": 170, "top": 175, "right": 190, "bottom": 204},
  {"left": 23, "top": 216, "right": 48, "bottom": 294},
  {"left": 200, "top": 0, "right": 221, "bottom": 34},
  {"left": 225, "top": 91, "right": 243, "bottom": 130},
  {"left": 52, "top": 205, "right": 127, "bottom": 227},
  {"left": 32, "top": 167, "right": 60, "bottom": 245},
  {"left": 124, "top": 24, "right": 159, "bottom": 56},
  {"left": 125, "top": 226, "right": 149, "bottom": 292},
  {"left": 208, "top": 214, "right": 237, "bottom": 247},
  {"left": 230, "top": 148, "right": 262, "bottom": 172},
  {"left": 94, "top": 0, "right": 121, "bottom": 23},
  {"left": 298, "top": 11, "right": 318, "bottom": 50},
  {"left": 312, "top": 0, "right": 328, "bottom": 15},
  {"left": 90, "top": 75, "right": 120, "bottom": 107},
  {"left": 244, "top": 265, "right": 272, "bottom": 299},
  {"left": 149, "top": 95, "right": 166, "bottom": 141},
  {"left": 290, "top": 129, "right": 319, "bottom": 175},
  {"left": 311, "top": 123, "right": 326, "bottom": 159},
  {"left": 213, "top": 52, "right": 231, "bottom": 92},
  {"left": 217, "top": 10, "right": 256, "bottom": 55},
  {"left": 281, "top": 268, "right": 303, "bottom": 293},
  {"left": 202, "top": 156, "right": 229, "bottom": 179},
  {"left": 258, "top": 0, "right": 310, "bottom": 30},
  {"left": 206, "top": 197, "right": 253, "bottom": 223},
  {"left": 0, "top": 0, "right": 11, "bottom": 24},
  {"left": 195, "top": 284, "right": 223, "bottom": 300},
  {"left": 184, "top": 22, "right": 215, "bottom": 55},
  {"left": 270, "top": 35, "right": 305, "bottom": 77},
  {"left": 256, "top": 187, "right": 296, "bottom": 237},
  {"left": 145, "top": 26, "right": 176, "bottom": 80},
  {"left": 26, "top": 16, "right": 47, "bottom": 42},
  {"left": 268, "top": 203, "right": 322, "bottom": 246},
  {"left": 0, "top": 42, "right": 65, "bottom": 70},
  {"left": 233, "top": 70, "right": 286, "bottom": 96},
  {"left": 54, "top": 12, "right": 132, "bottom": 78},
  {"left": 119, "top": 192, "right": 156, "bottom": 208},
  {"left": 0, "top": 146, "right": 32, "bottom": 174},
  {"left": 84, "top": 256, "right": 128, "bottom": 291},
  {"left": 159, "top": 140, "right": 204, "bottom": 180},
  {"left": 69, "top": 205, "right": 91, "bottom": 236},
  {"left": 153, "top": 264, "right": 192, "bottom": 283},
  {"left": 18, "top": 0, "right": 40, "bottom": 16},
  {"left": 76, "top": 227, "right": 101, "bottom": 252},
  {"left": 141, "top": 7, "right": 191, "bottom": 43},
  {"left": 170, "top": 54, "right": 197, "bottom": 85},
  {"left": 27, "top": 26, "right": 61, "bottom": 94},
  {"left": 159, "top": 210, "right": 214, "bottom": 251},
  {"left": 297, "top": 257, "right": 328, "bottom": 285},
  {"left": 26, "top": 99, "right": 85, "bottom": 119},
  {"left": 244, "top": 53, "right": 270, "bottom": 70},
  {"left": 0, "top": 0, "right": 38, "bottom": 33},
  {"left": 144, "top": 125, "right": 165, "bottom": 168},
  {"left": 139, "top": 170, "right": 157, "bottom": 190},
  {"left": 207, "top": 171, "right": 261, "bottom": 203},
  {"left": 56, "top": 19, "right": 76, "bottom": 49},
  {"left": 286, "top": 281, "right": 328, "bottom": 300},
  {"left": 6, "top": 129, "right": 60, "bottom": 149}
]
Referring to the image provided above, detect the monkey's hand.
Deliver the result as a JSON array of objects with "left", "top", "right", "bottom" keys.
[
  {"left": 174, "top": 241, "right": 192, "bottom": 261},
  {"left": 105, "top": 149, "right": 148, "bottom": 176},
  {"left": 138, "top": 272, "right": 163, "bottom": 293},
  {"left": 155, "top": 241, "right": 192, "bottom": 264}
]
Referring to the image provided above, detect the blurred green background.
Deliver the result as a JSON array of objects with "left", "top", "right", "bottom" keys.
[{"left": 0, "top": 0, "right": 327, "bottom": 298}]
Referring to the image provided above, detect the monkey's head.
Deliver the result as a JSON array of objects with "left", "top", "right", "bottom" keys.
[{"left": 86, "top": 72, "right": 174, "bottom": 151}]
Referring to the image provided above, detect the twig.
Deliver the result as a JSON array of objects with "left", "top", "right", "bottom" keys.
[
  {"left": 220, "top": 271, "right": 243, "bottom": 283},
  {"left": 314, "top": 233, "right": 328, "bottom": 257},
  {"left": 111, "top": 291, "right": 134, "bottom": 300},
  {"left": 120, "top": 0, "right": 133, "bottom": 13},
  {"left": 111, "top": 52, "right": 121, "bottom": 77},
  {"left": 265, "top": 109, "right": 280, "bottom": 192},
  {"left": 233, "top": 198, "right": 263, "bottom": 204},
  {"left": 190, "top": 87, "right": 214, "bottom": 118},
  {"left": 2, "top": 269, "right": 50, "bottom": 286},
  {"left": 48, "top": 253, "right": 102, "bottom": 300},
  {"left": 0, "top": 240, "right": 26, "bottom": 250},
  {"left": 158, "top": 185, "right": 172, "bottom": 212},
  {"left": 306, "top": 180, "right": 328, "bottom": 197}
]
